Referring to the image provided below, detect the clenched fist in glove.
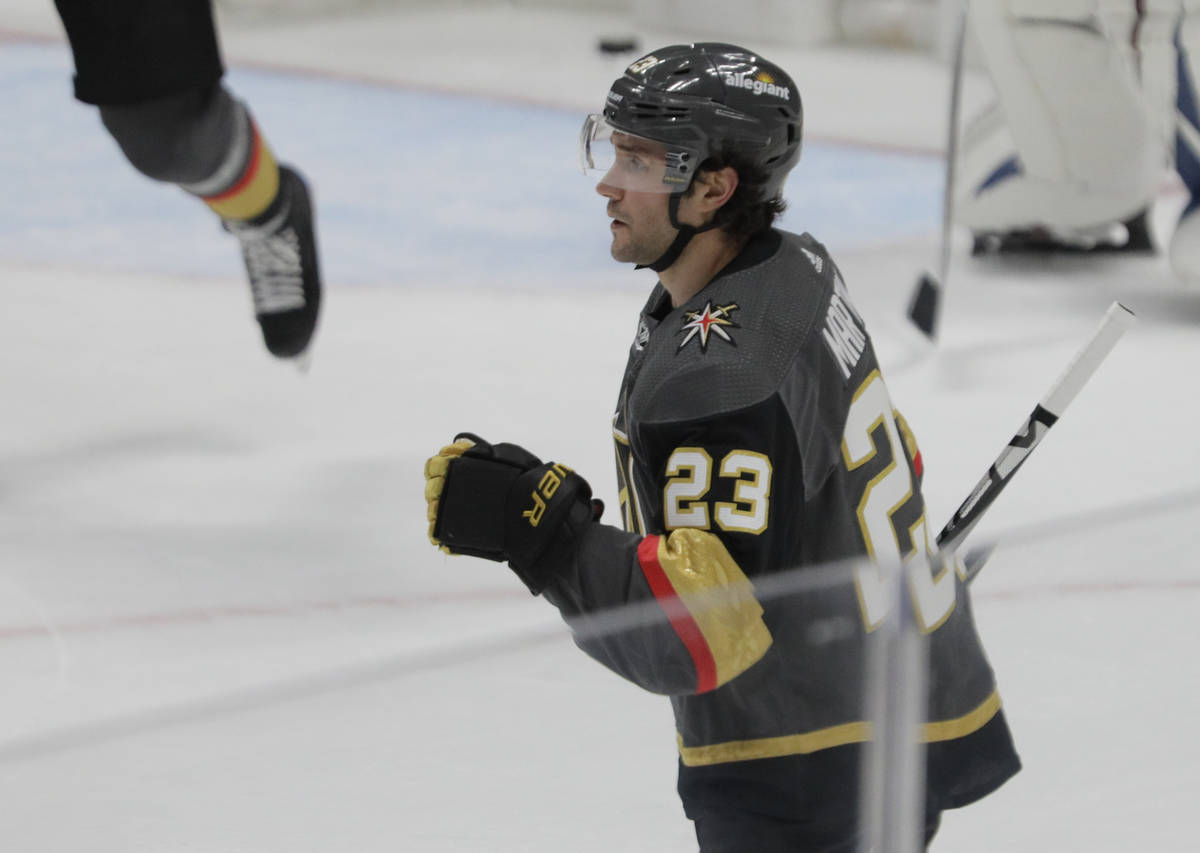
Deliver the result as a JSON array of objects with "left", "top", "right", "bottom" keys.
[{"left": 424, "top": 433, "right": 602, "bottom": 594}]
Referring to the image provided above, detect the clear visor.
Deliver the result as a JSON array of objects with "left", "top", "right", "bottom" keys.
[{"left": 579, "top": 114, "right": 694, "bottom": 194}]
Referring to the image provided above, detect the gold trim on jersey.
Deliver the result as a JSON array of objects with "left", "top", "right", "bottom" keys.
[
  {"left": 653, "top": 529, "right": 773, "bottom": 690},
  {"left": 203, "top": 125, "right": 281, "bottom": 221},
  {"left": 676, "top": 689, "right": 1002, "bottom": 766},
  {"left": 922, "top": 688, "right": 1003, "bottom": 742},
  {"left": 613, "top": 422, "right": 648, "bottom": 535}
]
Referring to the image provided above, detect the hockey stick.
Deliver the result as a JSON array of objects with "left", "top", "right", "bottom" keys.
[
  {"left": 934, "top": 302, "right": 1136, "bottom": 579},
  {"left": 907, "top": 0, "right": 969, "bottom": 341},
  {"left": 862, "top": 295, "right": 1130, "bottom": 853}
]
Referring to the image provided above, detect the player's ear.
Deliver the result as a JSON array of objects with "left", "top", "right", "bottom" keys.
[{"left": 694, "top": 166, "right": 738, "bottom": 212}]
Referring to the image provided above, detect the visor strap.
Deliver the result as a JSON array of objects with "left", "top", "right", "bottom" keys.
[
  {"left": 638, "top": 227, "right": 694, "bottom": 273},
  {"left": 636, "top": 194, "right": 721, "bottom": 273}
]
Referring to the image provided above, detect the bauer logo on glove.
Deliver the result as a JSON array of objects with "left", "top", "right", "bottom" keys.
[
  {"left": 523, "top": 463, "right": 575, "bottom": 528},
  {"left": 423, "top": 433, "right": 601, "bottom": 594}
]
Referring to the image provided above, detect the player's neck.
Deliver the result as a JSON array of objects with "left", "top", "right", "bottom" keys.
[{"left": 659, "top": 229, "right": 745, "bottom": 308}]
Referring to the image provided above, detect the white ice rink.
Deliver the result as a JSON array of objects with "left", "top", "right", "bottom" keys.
[{"left": 2, "top": 3, "right": 1199, "bottom": 851}]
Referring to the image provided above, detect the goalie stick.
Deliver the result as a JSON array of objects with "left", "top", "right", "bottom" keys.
[
  {"left": 907, "top": 0, "right": 968, "bottom": 341},
  {"left": 937, "top": 301, "right": 1137, "bottom": 580}
]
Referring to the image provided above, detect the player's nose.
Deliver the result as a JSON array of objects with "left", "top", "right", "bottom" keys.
[{"left": 596, "top": 177, "right": 622, "bottom": 200}]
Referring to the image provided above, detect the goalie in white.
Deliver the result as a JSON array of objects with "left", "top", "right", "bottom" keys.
[{"left": 954, "top": 0, "right": 1200, "bottom": 283}]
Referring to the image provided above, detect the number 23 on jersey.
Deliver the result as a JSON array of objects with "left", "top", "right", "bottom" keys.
[{"left": 652, "top": 369, "right": 956, "bottom": 634}]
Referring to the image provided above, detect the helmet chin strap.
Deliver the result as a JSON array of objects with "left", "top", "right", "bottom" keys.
[{"left": 635, "top": 192, "right": 720, "bottom": 273}]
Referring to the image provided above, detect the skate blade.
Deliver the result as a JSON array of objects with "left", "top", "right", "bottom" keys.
[{"left": 291, "top": 348, "right": 313, "bottom": 374}]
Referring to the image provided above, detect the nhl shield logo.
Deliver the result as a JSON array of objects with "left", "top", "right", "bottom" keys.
[
  {"left": 633, "top": 316, "right": 650, "bottom": 351},
  {"left": 677, "top": 302, "right": 739, "bottom": 353}
]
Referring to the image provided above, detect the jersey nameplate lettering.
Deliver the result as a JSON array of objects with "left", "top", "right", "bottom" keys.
[{"left": 821, "top": 271, "right": 866, "bottom": 380}]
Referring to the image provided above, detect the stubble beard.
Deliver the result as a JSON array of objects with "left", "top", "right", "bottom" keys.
[{"left": 609, "top": 219, "right": 676, "bottom": 267}]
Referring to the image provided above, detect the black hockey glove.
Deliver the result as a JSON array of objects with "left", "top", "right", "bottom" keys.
[{"left": 424, "top": 433, "right": 601, "bottom": 594}]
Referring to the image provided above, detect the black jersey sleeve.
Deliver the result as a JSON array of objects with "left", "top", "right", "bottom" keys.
[
  {"left": 631, "top": 388, "right": 810, "bottom": 582},
  {"left": 542, "top": 509, "right": 773, "bottom": 697},
  {"left": 537, "top": 378, "right": 818, "bottom": 698}
]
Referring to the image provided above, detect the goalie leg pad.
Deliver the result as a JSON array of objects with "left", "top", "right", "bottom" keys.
[{"left": 956, "top": 0, "right": 1161, "bottom": 232}]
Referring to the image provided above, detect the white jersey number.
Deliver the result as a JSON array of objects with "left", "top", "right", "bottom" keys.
[
  {"left": 844, "top": 371, "right": 956, "bottom": 632},
  {"left": 664, "top": 448, "right": 773, "bottom": 535}
]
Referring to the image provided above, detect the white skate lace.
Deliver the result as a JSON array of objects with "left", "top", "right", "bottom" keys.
[{"left": 229, "top": 207, "right": 307, "bottom": 315}]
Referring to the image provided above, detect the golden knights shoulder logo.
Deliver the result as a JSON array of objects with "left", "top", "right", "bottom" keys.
[{"left": 677, "top": 301, "right": 739, "bottom": 353}]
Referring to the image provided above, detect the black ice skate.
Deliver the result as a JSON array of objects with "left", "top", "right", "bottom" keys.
[
  {"left": 224, "top": 165, "right": 322, "bottom": 359},
  {"left": 971, "top": 209, "right": 1156, "bottom": 256}
]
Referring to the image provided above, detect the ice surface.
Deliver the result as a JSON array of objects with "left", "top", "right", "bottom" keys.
[{"left": 1, "top": 5, "right": 1198, "bottom": 851}]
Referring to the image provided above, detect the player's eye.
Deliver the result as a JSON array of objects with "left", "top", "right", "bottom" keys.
[{"left": 616, "top": 150, "right": 647, "bottom": 173}]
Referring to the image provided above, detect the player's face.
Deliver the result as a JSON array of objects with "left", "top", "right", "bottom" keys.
[
  {"left": 594, "top": 135, "right": 680, "bottom": 265},
  {"left": 595, "top": 180, "right": 678, "bottom": 265}
]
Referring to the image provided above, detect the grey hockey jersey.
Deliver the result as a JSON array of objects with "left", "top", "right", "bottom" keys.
[{"left": 543, "top": 228, "right": 1019, "bottom": 821}]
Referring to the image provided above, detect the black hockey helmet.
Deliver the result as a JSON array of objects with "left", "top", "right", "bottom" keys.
[{"left": 581, "top": 42, "right": 803, "bottom": 200}]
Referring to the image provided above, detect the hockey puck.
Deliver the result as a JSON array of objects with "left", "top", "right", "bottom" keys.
[{"left": 598, "top": 36, "right": 639, "bottom": 55}]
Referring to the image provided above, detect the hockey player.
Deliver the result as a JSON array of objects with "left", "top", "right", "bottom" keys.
[
  {"left": 955, "top": 0, "right": 1165, "bottom": 255},
  {"left": 52, "top": 0, "right": 321, "bottom": 359},
  {"left": 425, "top": 43, "right": 1020, "bottom": 851}
]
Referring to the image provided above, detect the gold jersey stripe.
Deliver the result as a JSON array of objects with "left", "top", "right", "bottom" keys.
[
  {"left": 652, "top": 529, "right": 772, "bottom": 690},
  {"left": 922, "top": 688, "right": 1002, "bottom": 742},
  {"left": 204, "top": 123, "right": 280, "bottom": 221},
  {"left": 677, "top": 689, "right": 1002, "bottom": 766}
]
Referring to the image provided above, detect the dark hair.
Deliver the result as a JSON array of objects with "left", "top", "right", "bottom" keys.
[{"left": 688, "top": 142, "right": 788, "bottom": 240}]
